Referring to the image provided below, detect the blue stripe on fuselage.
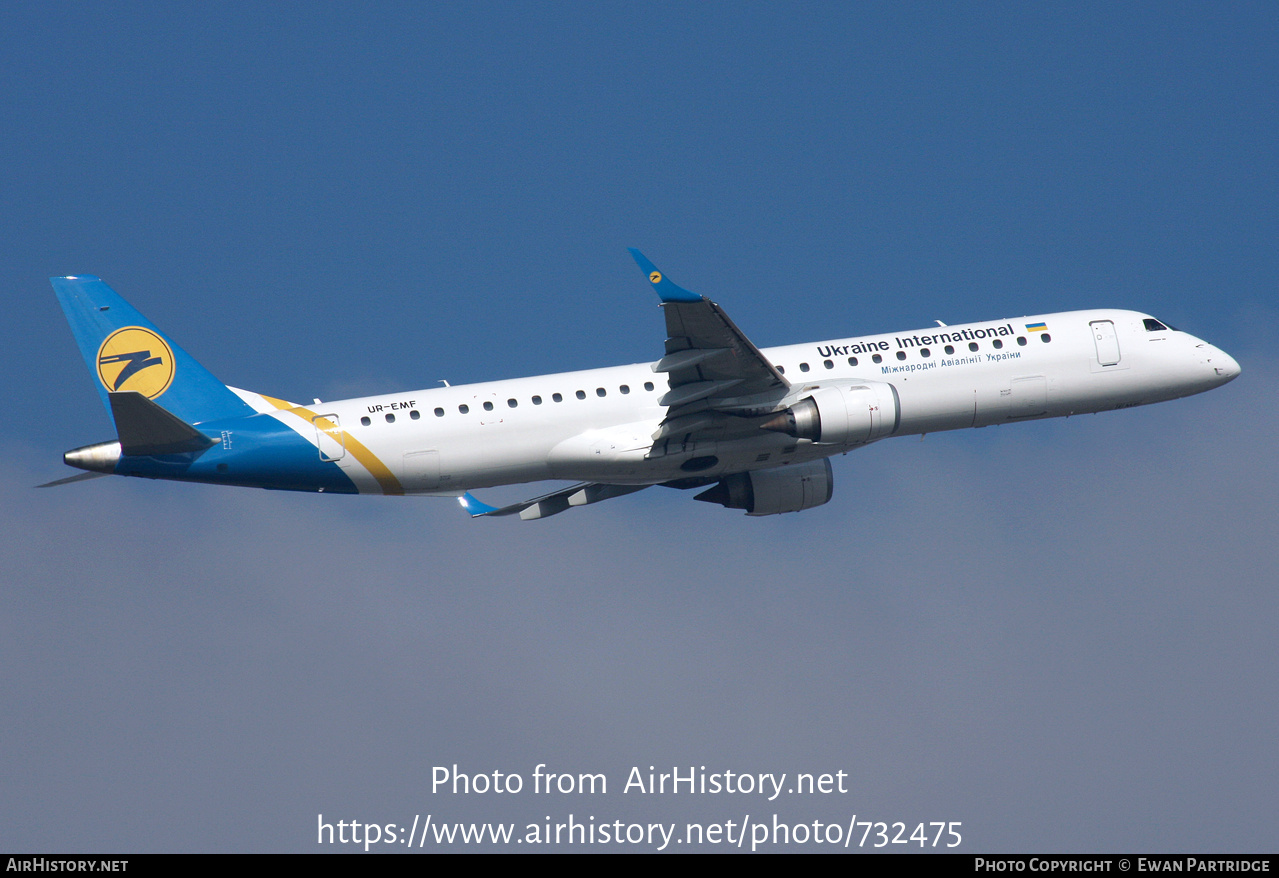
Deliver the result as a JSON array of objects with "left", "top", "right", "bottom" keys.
[{"left": 112, "top": 412, "right": 358, "bottom": 494}]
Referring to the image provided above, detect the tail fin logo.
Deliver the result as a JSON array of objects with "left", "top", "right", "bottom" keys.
[{"left": 96, "top": 327, "right": 175, "bottom": 399}]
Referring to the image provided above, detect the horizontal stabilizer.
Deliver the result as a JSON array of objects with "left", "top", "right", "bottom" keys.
[
  {"left": 37, "top": 471, "right": 110, "bottom": 488},
  {"left": 109, "top": 391, "right": 218, "bottom": 456}
]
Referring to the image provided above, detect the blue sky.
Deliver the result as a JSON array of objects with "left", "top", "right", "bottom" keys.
[{"left": 3, "top": 3, "right": 1276, "bottom": 852}]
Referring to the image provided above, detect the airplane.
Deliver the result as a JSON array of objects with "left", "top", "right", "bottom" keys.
[{"left": 44, "top": 250, "right": 1240, "bottom": 519}]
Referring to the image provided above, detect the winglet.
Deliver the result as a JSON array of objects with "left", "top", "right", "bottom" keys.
[
  {"left": 627, "top": 249, "right": 703, "bottom": 303},
  {"left": 458, "top": 492, "right": 499, "bottom": 517}
]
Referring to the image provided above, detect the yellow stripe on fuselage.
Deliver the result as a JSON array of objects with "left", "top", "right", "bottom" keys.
[{"left": 260, "top": 394, "right": 404, "bottom": 496}]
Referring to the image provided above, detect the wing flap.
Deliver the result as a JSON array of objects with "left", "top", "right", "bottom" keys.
[
  {"left": 659, "top": 300, "right": 787, "bottom": 395},
  {"left": 652, "top": 347, "right": 731, "bottom": 373},
  {"left": 629, "top": 250, "right": 790, "bottom": 446},
  {"left": 657, "top": 378, "right": 744, "bottom": 408}
]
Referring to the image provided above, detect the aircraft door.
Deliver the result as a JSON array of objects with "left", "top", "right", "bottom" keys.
[
  {"left": 312, "top": 413, "right": 346, "bottom": 461},
  {"left": 1091, "top": 320, "right": 1121, "bottom": 366}
]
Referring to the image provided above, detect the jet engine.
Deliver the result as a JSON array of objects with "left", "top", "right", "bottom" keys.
[
  {"left": 760, "top": 382, "right": 898, "bottom": 445},
  {"left": 694, "top": 459, "right": 833, "bottom": 516}
]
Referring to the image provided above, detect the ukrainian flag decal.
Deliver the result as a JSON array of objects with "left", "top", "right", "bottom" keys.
[
  {"left": 96, "top": 327, "right": 176, "bottom": 399},
  {"left": 1026, "top": 322, "right": 1048, "bottom": 332}
]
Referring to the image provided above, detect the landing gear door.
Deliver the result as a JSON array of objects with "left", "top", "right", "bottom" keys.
[
  {"left": 401, "top": 449, "right": 441, "bottom": 491},
  {"left": 312, "top": 413, "right": 346, "bottom": 462}
]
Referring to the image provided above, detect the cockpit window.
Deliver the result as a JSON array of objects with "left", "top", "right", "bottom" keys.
[{"left": 1144, "top": 318, "right": 1169, "bottom": 332}]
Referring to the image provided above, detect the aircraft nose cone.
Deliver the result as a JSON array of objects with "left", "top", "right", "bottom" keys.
[
  {"left": 1217, "top": 350, "right": 1238, "bottom": 381},
  {"left": 1213, "top": 349, "right": 1241, "bottom": 383}
]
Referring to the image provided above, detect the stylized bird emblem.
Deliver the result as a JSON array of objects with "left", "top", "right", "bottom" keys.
[{"left": 98, "top": 350, "right": 163, "bottom": 390}]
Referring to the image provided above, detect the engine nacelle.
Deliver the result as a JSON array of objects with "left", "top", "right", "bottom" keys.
[
  {"left": 694, "top": 459, "right": 834, "bottom": 516},
  {"left": 761, "top": 382, "right": 899, "bottom": 445}
]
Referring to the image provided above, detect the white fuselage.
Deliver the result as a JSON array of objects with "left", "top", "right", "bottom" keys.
[{"left": 231, "top": 308, "right": 1240, "bottom": 497}]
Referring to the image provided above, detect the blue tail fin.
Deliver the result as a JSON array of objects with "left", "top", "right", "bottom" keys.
[{"left": 51, "top": 276, "right": 254, "bottom": 425}]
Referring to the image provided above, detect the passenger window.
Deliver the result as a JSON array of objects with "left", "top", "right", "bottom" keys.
[
  {"left": 1041, "top": 334, "right": 1052, "bottom": 343},
  {"left": 969, "top": 342, "right": 979, "bottom": 352},
  {"left": 385, "top": 413, "right": 395, "bottom": 423},
  {"left": 944, "top": 345, "right": 954, "bottom": 355},
  {"left": 777, "top": 366, "right": 786, "bottom": 374},
  {"left": 848, "top": 357, "right": 858, "bottom": 366},
  {"left": 896, "top": 351, "right": 906, "bottom": 360},
  {"left": 410, "top": 410, "right": 420, "bottom": 419},
  {"left": 532, "top": 395, "right": 542, "bottom": 405},
  {"left": 823, "top": 359, "right": 833, "bottom": 370},
  {"left": 596, "top": 388, "right": 606, "bottom": 397},
  {"left": 360, "top": 416, "right": 371, "bottom": 426},
  {"left": 872, "top": 354, "right": 882, "bottom": 364},
  {"left": 553, "top": 393, "right": 563, "bottom": 402},
  {"left": 507, "top": 398, "right": 517, "bottom": 408},
  {"left": 459, "top": 404, "right": 469, "bottom": 414},
  {"left": 993, "top": 339, "right": 1003, "bottom": 349},
  {"left": 576, "top": 390, "right": 586, "bottom": 400},
  {"left": 920, "top": 348, "right": 930, "bottom": 358},
  {"left": 644, "top": 382, "right": 654, "bottom": 391},
  {"left": 800, "top": 363, "right": 810, "bottom": 372},
  {"left": 434, "top": 407, "right": 445, "bottom": 417},
  {"left": 1017, "top": 337, "right": 1027, "bottom": 346},
  {"left": 620, "top": 385, "right": 630, "bottom": 394},
  {"left": 483, "top": 401, "right": 494, "bottom": 411}
]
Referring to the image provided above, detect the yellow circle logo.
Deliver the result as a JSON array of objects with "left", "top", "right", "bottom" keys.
[
  {"left": 96, "top": 327, "right": 175, "bottom": 399},
  {"left": 649, "top": 271, "right": 662, "bottom": 284}
]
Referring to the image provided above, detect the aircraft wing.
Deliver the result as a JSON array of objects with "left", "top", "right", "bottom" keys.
[
  {"left": 459, "top": 482, "right": 650, "bottom": 521},
  {"left": 628, "top": 250, "right": 789, "bottom": 444}
]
